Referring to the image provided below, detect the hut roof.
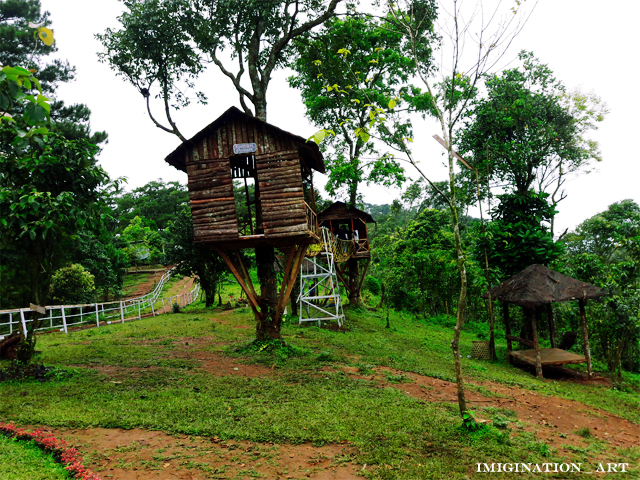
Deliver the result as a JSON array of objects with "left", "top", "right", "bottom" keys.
[
  {"left": 164, "top": 106, "right": 325, "bottom": 173},
  {"left": 318, "top": 201, "right": 376, "bottom": 224},
  {"left": 483, "top": 264, "right": 607, "bottom": 307}
]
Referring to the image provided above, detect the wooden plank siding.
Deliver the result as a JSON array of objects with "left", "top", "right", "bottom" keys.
[
  {"left": 170, "top": 110, "right": 322, "bottom": 248},
  {"left": 187, "top": 158, "right": 238, "bottom": 243},
  {"left": 256, "top": 150, "right": 307, "bottom": 237}
]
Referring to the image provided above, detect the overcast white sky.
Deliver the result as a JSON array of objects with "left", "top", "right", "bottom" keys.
[{"left": 41, "top": 0, "right": 639, "bottom": 235}]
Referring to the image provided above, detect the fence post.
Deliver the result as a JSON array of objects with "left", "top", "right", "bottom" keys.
[
  {"left": 150, "top": 299, "right": 155, "bottom": 317},
  {"left": 138, "top": 300, "right": 141, "bottom": 319},
  {"left": 120, "top": 301, "right": 125, "bottom": 323},
  {"left": 61, "top": 307, "right": 68, "bottom": 334},
  {"left": 80, "top": 306, "right": 83, "bottom": 324},
  {"left": 95, "top": 303, "right": 100, "bottom": 327},
  {"left": 49, "top": 309, "right": 53, "bottom": 329},
  {"left": 9, "top": 312, "right": 12, "bottom": 334},
  {"left": 161, "top": 298, "right": 166, "bottom": 314},
  {"left": 19, "top": 310, "right": 28, "bottom": 337}
]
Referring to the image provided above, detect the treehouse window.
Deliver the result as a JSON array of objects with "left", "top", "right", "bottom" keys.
[{"left": 230, "top": 155, "right": 262, "bottom": 236}]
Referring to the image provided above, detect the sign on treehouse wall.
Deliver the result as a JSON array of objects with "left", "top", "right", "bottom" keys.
[{"left": 233, "top": 143, "right": 257, "bottom": 155}]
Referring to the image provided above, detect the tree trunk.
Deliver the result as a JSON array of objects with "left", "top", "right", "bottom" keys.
[
  {"left": 255, "top": 244, "right": 281, "bottom": 340},
  {"left": 199, "top": 275, "right": 215, "bottom": 308},
  {"left": 347, "top": 257, "right": 361, "bottom": 306}
]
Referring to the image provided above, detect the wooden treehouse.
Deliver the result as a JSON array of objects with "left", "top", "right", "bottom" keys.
[
  {"left": 484, "top": 264, "right": 608, "bottom": 379},
  {"left": 165, "top": 106, "right": 325, "bottom": 319},
  {"left": 316, "top": 201, "right": 376, "bottom": 299}
]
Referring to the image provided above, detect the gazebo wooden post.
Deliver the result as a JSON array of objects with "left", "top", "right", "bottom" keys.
[
  {"left": 547, "top": 303, "right": 556, "bottom": 349},
  {"left": 578, "top": 299, "right": 593, "bottom": 379},
  {"left": 529, "top": 307, "right": 543, "bottom": 378},
  {"left": 503, "top": 302, "right": 512, "bottom": 364}
]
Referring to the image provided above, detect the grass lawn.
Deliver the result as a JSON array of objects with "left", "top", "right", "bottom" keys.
[
  {"left": 0, "top": 297, "right": 638, "bottom": 479},
  {"left": 0, "top": 435, "right": 71, "bottom": 480}
]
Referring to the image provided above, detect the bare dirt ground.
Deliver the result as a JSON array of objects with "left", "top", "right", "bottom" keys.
[
  {"left": 322, "top": 364, "right": 640, "bottom": 459},
  {"left": 123, "top": 267, "right": 174, "bottom": 300},
  {"left": 32, "top": 426, "right": 361, "bottom": 480}
]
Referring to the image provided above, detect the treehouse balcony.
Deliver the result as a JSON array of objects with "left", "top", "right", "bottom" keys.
[
  {"left": 165, "top": 107, "right": 324, "bottom": 251},
  {"left": 317, "top": 201, "right": 376, "bottom": 260}
]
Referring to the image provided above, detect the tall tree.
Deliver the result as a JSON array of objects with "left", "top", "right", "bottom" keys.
[
  {"left": 561, "top": 200, "right": 640, "bottom": 375},
  {"left": 458, "top": 51, "right": 607, "bottom": 237},
  {"left": 382, "top": 0, "right": 535, "bottom": 425},
  {"left": 0, "top": 0, "right": 108, "bottom": 146},
  {"left": 289, "top": 14, "right": 434, "bottom": 305},
  {"left": 0, "top": 66, "right": 117, "bottom": 360},
  {"left": 114, "top": 179, "right": 189, "bottom": 233},
  {"left": 99, "top": 0, "right": 343, "bottom": 340}
]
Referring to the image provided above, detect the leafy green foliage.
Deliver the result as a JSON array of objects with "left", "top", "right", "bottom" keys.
[
  {"left": 458, "top": 51, "right": 607, "bottom": 228},
  {"left": 289, "top": 15, "right": 434, "bottom": 204},
  {"left": 50, "top": 264, "right": 96, "bottom": 305},
  {"left": 560, "top": 200, "right": 640, "bottom": 373},
  {"left": 98, "top": 0, "right": 343, "bottom": 124},
  {"left": 119, "top": 216, "right": 164, "bottom": 266},
  {"left": 478, "top": 190, "right": 564, "bottom": 280},
  {"left": 0, "top": 0, "right": 107, "bottom": 146},
  {"left": 0, "top": 66, "right": 117, "bottom": 359}
]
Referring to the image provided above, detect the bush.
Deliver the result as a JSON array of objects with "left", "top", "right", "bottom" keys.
[
  {"left": 171, "top": 303, "right": 181, "bottom": 313},
  {"left": 50, "top": 264, "right": 96, "bottom": 304},
  {"left": 363, "top": 276, "right": 381, "bottom": 295}
]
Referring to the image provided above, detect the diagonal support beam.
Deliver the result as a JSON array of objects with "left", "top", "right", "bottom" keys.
[
  {"left": 356, "top": 257, "right": 371, "bottom": 295},
  {"left": 215, "top": 248, "right": 260, "bottom": 317},
  {"left": 276, "top": 245, "right": 308, "bottom": 319}
]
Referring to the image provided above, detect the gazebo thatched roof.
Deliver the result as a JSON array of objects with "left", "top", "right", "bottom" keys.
[{"left": 483, "top": 264, "right": 607, "bottom": 307}]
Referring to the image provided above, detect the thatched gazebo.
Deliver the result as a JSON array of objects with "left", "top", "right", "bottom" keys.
[{"left": 484, "top": 264, "right": 607, "bottom": 378}]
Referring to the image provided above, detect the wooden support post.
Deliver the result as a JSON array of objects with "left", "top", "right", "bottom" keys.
[
  {"left": 356, "top": 257, "right": 371, "bottom": 295},
  {"left": 578, "top": 299, "right": 593, "bottom": 379},
  {"left": 95, "top": 303, "right": 100, "bottom": 327},
  {"left": 530, "top": 307, "right": 543, "bottom": 378},
  {"left": 503, "top": 302, "right": 512, "bottom": 364},
  {"left": 61, "top": 307, "right": 68, "bottom": 334},
  {"left": 276, "top": 245, "right": 308, "bottom": 319},
  {"left": 547, "top": 303, "right": 556, "bottom": 349},
  {"left": 276, "top": 246, "right": 296, "bottom": 314},
  {"left": 216, "top": 248, "right": 260, "bottom": 317},
  {"left": 235, "top": 251, "right": 257, "bottom": 300}
]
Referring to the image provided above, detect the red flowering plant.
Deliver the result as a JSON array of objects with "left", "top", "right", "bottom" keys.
[{"left": 0, "top": 423, "right": 101, "bottom": 480}]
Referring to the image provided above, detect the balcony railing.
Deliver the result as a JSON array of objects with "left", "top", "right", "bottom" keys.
[{"left": 304, "top": 201, "right": 319, "bottom": 237}]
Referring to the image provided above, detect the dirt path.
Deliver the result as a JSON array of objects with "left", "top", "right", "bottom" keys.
[
  {"left": 31, "top": 426, "right": 361, "bottom": 480},
  {"left": 324, "top": 364, "right": 640, "bottom": 459},
  {"left": 123, "top": 267, "right": 173, "bottom": 300}
]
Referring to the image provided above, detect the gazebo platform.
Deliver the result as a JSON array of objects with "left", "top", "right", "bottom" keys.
[{"left": 509, "top": 348, "right": 587, "bottom": 367}]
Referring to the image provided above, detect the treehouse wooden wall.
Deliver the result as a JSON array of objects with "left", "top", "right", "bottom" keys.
[
  {"left": 257, "top": 150, "right": 306, "bottom": 238},
  {"left": 183, "top": 116, "right": 308, "bottom": 245}
]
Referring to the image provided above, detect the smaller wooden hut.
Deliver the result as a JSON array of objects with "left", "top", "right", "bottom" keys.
[
  {"left": 484, "top": 264, "right": 607, "bottom": 378},
  {"left": 317, "top": 201, "right": 375, "bottom": 259},
  {"left": 316, "top": 202, "right": 376, "bottom": 303}
]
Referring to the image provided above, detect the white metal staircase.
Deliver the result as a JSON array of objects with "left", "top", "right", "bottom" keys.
[{"left": 297, "top": 227, "right": 345, "bottom": 326}]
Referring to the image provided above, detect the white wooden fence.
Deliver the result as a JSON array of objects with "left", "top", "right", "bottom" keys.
[{"left": 0, "top": 268, "right": 200, "bottom": 339}]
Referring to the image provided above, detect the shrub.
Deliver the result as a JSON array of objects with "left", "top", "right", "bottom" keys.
[
  {"left": 50, "top": 264, "right": 96, "bottom": 304},
  {"left": 363, "top": 276, "right": 381, "bottom": 295},
  {"left": 171, "top": 303, "right": 181, "bottom": 313}
]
